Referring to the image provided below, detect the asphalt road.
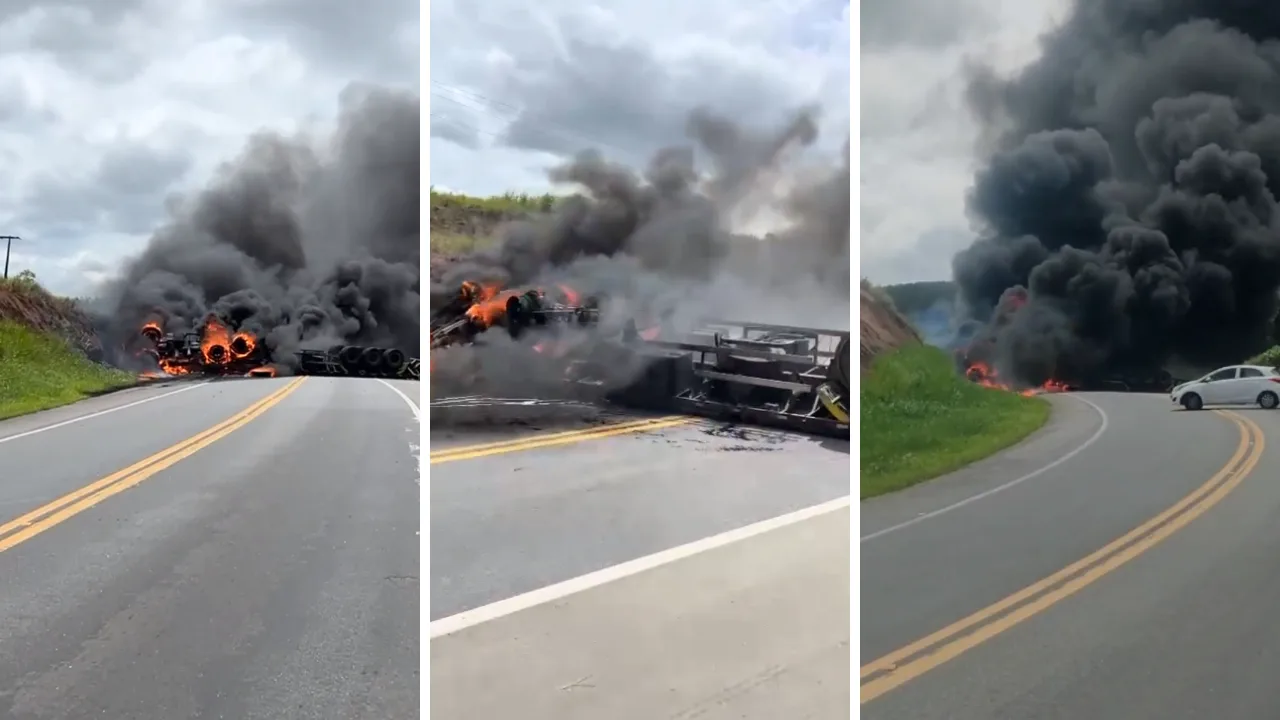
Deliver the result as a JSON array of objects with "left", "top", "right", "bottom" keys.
[
  {"left": 861, "top": 391, "right": 1280, "bottom": 718},
  {"left": 429, "top": 403, "right": 851, "bottom": 719},
  {"left": 0, "top": 376, "right": 420, "bottom": 720}
]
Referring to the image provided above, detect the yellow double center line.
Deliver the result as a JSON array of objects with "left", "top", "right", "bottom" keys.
[
  {"left": 430, "top": 415, "right": 693, "bottom": 464},
  {"left": 0, "top": 376, "right": 307, "bottom": 554},
  {"left": 861, "top": 409, "right": 1266, "bottom": 703}
]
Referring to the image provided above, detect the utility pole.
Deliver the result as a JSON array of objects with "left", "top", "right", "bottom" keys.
[{"left": 1, "top": 236, "right": 19, "bottom": 279}]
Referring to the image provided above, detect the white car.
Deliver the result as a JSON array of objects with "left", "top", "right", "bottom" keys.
[{"left": 1170, "top": 364, "right": 1280, "bottom": 411}]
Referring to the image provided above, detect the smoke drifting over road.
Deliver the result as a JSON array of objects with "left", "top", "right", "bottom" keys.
[
  {"left": 430, "top": 106, "right": 850, "bottom": 397},
  {"left": 92, "top": 84, "right": 420, "bottom": 371},
  {"left": 955, "top": 0, "right": 1280, "bottom": 385}
]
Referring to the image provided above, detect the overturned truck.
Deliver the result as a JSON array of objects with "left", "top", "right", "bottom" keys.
[
  {"left": 139, "top": 316, "right": 421, "bottom": 380},
  {"left": 430, "top": 283, "right": 851, "bottom": 439}
]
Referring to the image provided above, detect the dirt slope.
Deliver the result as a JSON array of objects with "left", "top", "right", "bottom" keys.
[
  {"left": 0, "top": 277, "right": 102, "bottom": 360},
  {"left": 860, "top": 281, "right": 920, "bottom": 370},
  {"left": 429, "top": 191, "right": 556, "bottom": 283}
]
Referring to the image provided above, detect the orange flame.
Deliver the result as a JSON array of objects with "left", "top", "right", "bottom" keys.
[
  {"left": 231, "top": 332, "right": 257, "bottom": 359},
  {"left": 965, "top": 360, "right": 1071, "bottom": 396},
  {"left": 201, "top": 316, "right": 233, "bottom": 365},
  {"left": 464, "top": 285, "right": 519, "bottom": 328},
  {"left": 158, "top": 359, "right": 192, "bottom": 376},
  {"left": 557, "top": 284, "right": 580, "bottom": 305}
]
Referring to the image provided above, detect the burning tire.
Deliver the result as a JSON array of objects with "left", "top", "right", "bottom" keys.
[{"left": 1181, "top": 392, "right": 1204, "bottom": 411}]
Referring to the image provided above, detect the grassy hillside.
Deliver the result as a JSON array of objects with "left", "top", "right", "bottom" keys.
[
  {"left": 861, "top": 343, "right": 1050, "bottom": 498},
  {"left": 0, "top": 273, "right": 134, "bottom": 420},
  {"left": 429, "top": 189, "right": 559, "bottom": 256}
]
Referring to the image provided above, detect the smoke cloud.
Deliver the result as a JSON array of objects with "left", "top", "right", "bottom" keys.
[
  {"left": 91, "top": 83, "right": 420, "bottom": 370},
  {"left": 430, "top": 106, "right": 850, "bottom": 398},
  {"left": 955, "top": 1, "right": 1280, "bottom": 385}
]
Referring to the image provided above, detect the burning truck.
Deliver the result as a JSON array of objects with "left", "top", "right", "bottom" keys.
[
  {"left": 952, "top": 287, "right": 1176, "bottom": 395},
  {"left": 136, "top": 315, "right": 420, "bottom": 381},
  {"left": 430, "top": 280, "right": 851, "bottom": 439}
]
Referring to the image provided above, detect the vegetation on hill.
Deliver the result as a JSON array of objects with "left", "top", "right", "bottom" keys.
[
  {"left": 429, "top": 189, "right": 559, "bottom": 257},
  {"left": 861, "top": 343, "right": 1050, "bottom": 498},
  {"left": 0, "top": 271, "right": 135, "bottom": 420},
  {"left": 1247, "top": 345, "right": 1280, "bottom": 367}
]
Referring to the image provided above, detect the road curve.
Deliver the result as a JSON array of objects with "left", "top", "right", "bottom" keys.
[
  {"left": 0, "top": 376, "right": 420, "bottom": 720},
  {"left": 429, "top": 407, "right": 850, "bottom": 719},
  {"left": 861, "top": 391, "right": 1280, "bottom": 718}
]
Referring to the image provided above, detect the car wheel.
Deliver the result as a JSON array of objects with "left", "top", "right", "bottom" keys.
[
  {"left": 1182, "top": 392, "right": 1204, "bottom": 411},
  {"left": 1260, "top": 391, "right": 1279, "bottom": 409}
]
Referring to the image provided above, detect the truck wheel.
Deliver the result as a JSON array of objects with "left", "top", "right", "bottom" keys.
[{"left": 828, "top": 336, "right": 850, "bottom": 398}]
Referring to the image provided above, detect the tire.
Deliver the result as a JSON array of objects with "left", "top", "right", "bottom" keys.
[
  {"left": 828, "top": 336, "right": 851, "bottom": 398},
  {"left": 1260, "top": 391, "right": 1279, "bottom": 409},
  {"left": 1182, "top": 392, "right": 1204, "bottom": 411}
]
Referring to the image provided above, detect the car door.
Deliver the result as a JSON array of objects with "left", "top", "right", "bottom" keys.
[
  {"left": 1237, "top": 366, "right": 1269, "bottom": 403},
  {"left": 1200, "top": 367, "right": 1239, "bottom": 404}
]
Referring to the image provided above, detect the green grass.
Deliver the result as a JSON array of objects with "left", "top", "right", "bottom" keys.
[
  {"left": 861, "top": 344, "right": 1051, "bottom": 498},
  {"left": 0, "top": 320, "right": 135, "bottom": 421},
  {"left": 429, "top": 188, "right": 560, "bottom": 214}
]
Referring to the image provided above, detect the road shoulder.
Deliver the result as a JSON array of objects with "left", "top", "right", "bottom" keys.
[
  {"left": 431, "top": 506, "right": 851, "bottom": 720},
  {"left": 861, "top": 393, "right": 1103, "bottom": 537},
  {"left": 0, "top": 379, "right": 206, "bottom": 442}
]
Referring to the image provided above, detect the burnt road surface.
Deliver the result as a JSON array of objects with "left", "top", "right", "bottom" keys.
[
  {"left": 861, "top": 390, "right": 1280, "bottom": 718},
  {"left": 0, "top": 376, "right": 419, "bottom": 720},
  {"left": 429, "top": 398, "right": 851, "bottom": 719}
]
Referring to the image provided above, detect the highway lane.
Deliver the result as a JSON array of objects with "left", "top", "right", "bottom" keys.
[
  {"left": 429, "top": 410, "right": 851, "bottom": 718},
  {"left": 861, "top": 391, "right": 1280, "bottom": 718},
  {"left": 0, "top": 376, "right": 419, "bottom": 720},
  {"left": 430, "top": 416, "right": 849, "bottom": 619}
]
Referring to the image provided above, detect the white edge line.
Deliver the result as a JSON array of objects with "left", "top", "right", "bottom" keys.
[
  {"left": 375, "top": 378, "right": 421, "bottom": 420},
  {"left": 375, "top": 378, "right": 422, "bottom": 487},
  {"left": 0, "top": 381, "right": 210, "bottom": 446},
  {"left": 859, "top": 394, "right": 1111, "bottom": 543},
  {"left": 429, "top": 494, "right": 852, "bottom": 639}
]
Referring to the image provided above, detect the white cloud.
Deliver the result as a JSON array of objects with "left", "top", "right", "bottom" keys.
[
  {"left": 428, "top": 0, "right": 850, "bottom": 197},
  {"left": 859, "top": 0, "right": 1067, "bottom": 285},
  {"left": 0, "top": 0, "right": 418, "bottom": 296}
]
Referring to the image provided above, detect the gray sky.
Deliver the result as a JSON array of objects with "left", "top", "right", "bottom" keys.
[
  {"left": 428, "top": 0, "right": 850, "bottom": 199},
  {"left": 860, "top": 0, "right": 1065, "bottom": 285},
  {"left": 0, "top": 0, "right": 419, "bottom": 296}
]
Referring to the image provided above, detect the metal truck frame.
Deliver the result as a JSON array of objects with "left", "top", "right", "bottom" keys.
[{"left": 577, "top": 319, "right": 851, "bottom": 439}]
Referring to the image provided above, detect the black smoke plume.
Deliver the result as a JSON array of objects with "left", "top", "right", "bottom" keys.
[
  {"left": 430, "top": 106, "right": 850, "bottom": 398},
  {"left": 91, "top": 84, "right": 420, "bottom": 371},
  {"left": 955, "top": 1, "right": 1280, "bottom": 385}
]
